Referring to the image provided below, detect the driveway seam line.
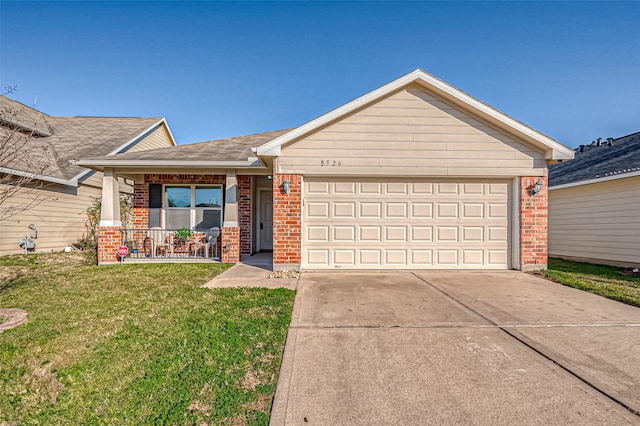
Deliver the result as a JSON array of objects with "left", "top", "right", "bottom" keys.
[{"left": 412, "top": 272, "right": 640, "bottom": 418}]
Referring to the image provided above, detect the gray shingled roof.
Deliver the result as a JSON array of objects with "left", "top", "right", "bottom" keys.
[
  {"left": 82, "top": 129, "right": 291, "bottom": 163},
  {"left": 549, "top": 132, "right": 640, "bottom": 187},
  {"left": 1, "top": 95, "right": 162, "bottom": 182}
]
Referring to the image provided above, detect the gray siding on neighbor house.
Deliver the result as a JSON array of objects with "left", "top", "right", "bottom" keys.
[{"left": 549, "top": 175, "right": 640, "bottom": 265}]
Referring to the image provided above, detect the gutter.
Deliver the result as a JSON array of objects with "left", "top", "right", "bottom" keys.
[
  {"left": 0, "top": 167, "right": 78, "bottom": 187},
  {"left": 549, "top": 170, "right": 640, "bottom": 190}
]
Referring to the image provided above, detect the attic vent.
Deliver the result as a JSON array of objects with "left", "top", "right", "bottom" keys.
[
  {"left": 596, "top": 137, "right": 602, "bottom": 147},
  {"left": 579, "top": 145, "right": 585, "bottom": 153},
  {"left": 607, "top": 137, "right": 614, "bottom": 146}
]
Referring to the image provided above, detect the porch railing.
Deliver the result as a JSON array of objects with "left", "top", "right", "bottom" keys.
[{"left": 119, "top": 228, "right": 221, "bottom": 260}]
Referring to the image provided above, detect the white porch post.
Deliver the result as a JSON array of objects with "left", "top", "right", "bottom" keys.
[
  {"left": 99, "top": 167, "right": 121, "bottom": 227},
  {"left": 223, "top": 170, "right": 238, "bottom": 227}
]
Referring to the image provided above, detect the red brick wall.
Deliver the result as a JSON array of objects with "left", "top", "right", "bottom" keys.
[
  {"left": 238, "top": 175, "right": 252, "bottom": 254},
  {"left": 97, "top": 226, "right": 122, "bottom": 264},
  {"left": 273, "top": 174, "right": 302, "bottom": 270},
  {"left": 221, "top": 227, "right": 240, "bottom": 263},
  {"left": 133, "top": 182, "right": 149, "bottom": 228},
  {"left": 520, "top": 176, "right": 548, "bottom": 270}
]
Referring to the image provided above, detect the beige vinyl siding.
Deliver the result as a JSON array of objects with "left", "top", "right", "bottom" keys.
[
  {"left": 126, "top": 123, "right": 174, "bottom": 152},
  {"left": 549, "top": 176, "right": 640, "bottom": 265},
  {"left": 0, "top": 179, "right": 103, "bottom": 255},
  {"left": 278, "top": 86, "right": 546, "bottom": 176}
]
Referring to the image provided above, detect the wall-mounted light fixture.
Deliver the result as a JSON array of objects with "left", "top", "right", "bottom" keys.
[
  {"left": 528, "top": 179, "right": 543, "bottom": 196},
  {"left": 283, "top": 179, "right": 290, "bottom": 195}
]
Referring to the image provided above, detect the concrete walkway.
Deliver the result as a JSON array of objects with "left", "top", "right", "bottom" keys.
[
  {"left": 271, "top": 271, "right": 640, "bottom": 425},
  {"left": 202, "top": 253, "right": 298, "bottom": 290}
]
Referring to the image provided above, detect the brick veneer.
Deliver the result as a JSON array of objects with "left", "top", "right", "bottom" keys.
[
  {"left": 238, "top": 175, "right": 252, "bottom": 254},
  {"left": 519, "top": 176, "right": 548, "bottom": 271},
  {"left": 97, "top": 226, "right": 122, "bottom": 264},
  {"left": 133, "top": 182, "right": 148, "bottom": 228},
  {"left": 221, "top": 227, "right": 240, "bottom": 263},
  {"left": 273, "top": 174, "right": 302, "bottom": 271}
]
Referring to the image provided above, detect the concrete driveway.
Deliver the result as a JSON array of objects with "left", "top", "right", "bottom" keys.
[{"left": 270, "top": 271, "right": 640, "bottom": 425}]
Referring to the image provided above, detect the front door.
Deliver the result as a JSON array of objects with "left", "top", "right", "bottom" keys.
[{"left": 259, "top": 190, "right": 273, "bottom": 251}]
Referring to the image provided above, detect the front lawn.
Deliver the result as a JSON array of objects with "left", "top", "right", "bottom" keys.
[
  {"left": 0, "top": 252, "right": 295, "bottom": 425},
  {"left": 539, "top": 258, "right": 640, "bottom": 308}
]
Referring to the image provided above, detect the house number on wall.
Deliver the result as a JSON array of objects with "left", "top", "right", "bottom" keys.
[{"left": 321, "top": 160, "right": 342, "bottom": 167}]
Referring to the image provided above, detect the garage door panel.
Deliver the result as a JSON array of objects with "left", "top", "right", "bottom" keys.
[
  {"left": 437, "top": 203, "right": 459, "bottom": 219},
  {"left": 360, "top": 250, "right": 381, "bottom": 265},
  {"left": 334, "top": 250, "right": 355, "bottom": 265},
  {"left": 436, "top": 182, "right": 459, "bottom": 195},
  {"left": 360, "top": 182, "right": 382, "bottom": 194},
  {"left": 307, "top": 226, "right": 329, "bottom": 242},
  {"left": 411, "top": 249, "right": 433, "bottom": 265},
  {"left": 385, "top": 249, "right": 407, "bottom": 265},
  {"left": 411, "top": 182, "right": 433, "bottom": 194},
  {"left": 303, "top": 178, "right": 510, "bottom": 269},
  {"left": 488, "top": 203, "right": 508, "bottom": 219},
  {"left": 386, "top": 182, "right": 409, "bottom": 194},
  {"left": 360, "top": 226, "right": 382, "bottom": 241},
  {"left": 334, "top": 181, "right": 356, "bottom": 194},
  {"left": 411, "top": 203, "right": 433, "bottom": 218},
  {"left": 436, "top": 250, "right": 458, "bottom": 265},
  {"left": 385, "top": 226, "right": 407, "bottom": 242},
  {"left": 334, "top": 226, "right": 355, "bottom": 242},
  {"left": 463, "top": 203, "right": 484, "bottom": 218},
  {"left": 360, "top": 202, "right": 382, "bottom": 218},
  {"left": 307, "top": 202, "right": 329, "bottom": 218},
  {"left": 463, "top": 183, "right": 485, "bottom": 195},
  {"left": 307, "top": 181, "right": 330, "bottom": 194},
  {"left": 307, "top": 249, "right": 329, "bottom": 265},
  {"left": 462, "top": 250, "right": 484, "bottom": 265},
  {"left": 333, "top": 202, "right": 355, "bottom": 218}
]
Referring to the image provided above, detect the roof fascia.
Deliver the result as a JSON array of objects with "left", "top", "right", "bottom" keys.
[
  {"left": 256, "top": 69, "right": 574, "bottom": 160},
  {"left": 76, "top": 159, "right": 264, "bottom": 169},
  {"left": 70, "top": 119, "right": 174, "bottom": 182},
  {"left": 0, "top": 167, "right": 78, "bottom": 187},
  {"left": 549, "top": 170, "right": 640, "bottom": 190}
]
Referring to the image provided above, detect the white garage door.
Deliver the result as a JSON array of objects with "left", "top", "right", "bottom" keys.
[{"left": 303, "top": 178, "right": 511, "bottom": 269}]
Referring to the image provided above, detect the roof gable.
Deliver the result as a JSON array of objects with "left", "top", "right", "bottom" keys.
[
  {"left": 257, "top": 69, "right": 574, "bottom": 160},
  {"left": 276, "top": 87, "right": 548, "bottom": 177},
  {"left": 1, "top": 95, "right": 170, "bottom": 186},
  {"left": 549, "top": 132, "right": 640, "bottom": 187}
]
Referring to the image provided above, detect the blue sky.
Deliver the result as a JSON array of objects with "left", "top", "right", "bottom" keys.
[{"left": 1, "top": 1, "right": 638, "bottom": 148}]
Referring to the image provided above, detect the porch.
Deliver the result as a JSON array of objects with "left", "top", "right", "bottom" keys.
[{"left": 96, "top": 171, "right": 275, "bottom": 265}]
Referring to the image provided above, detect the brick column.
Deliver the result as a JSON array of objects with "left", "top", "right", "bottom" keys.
[
  {"left": 238, "top": 175, "right": 252, "bottom": 254},
  {"left": 97, "top": 226, "right": 122, "bottom": 265},
  {"left": 519, "top": 176, "right": 548, "bottom": 271},
  {"left": 221, "top": 227, "right": 240, "bottom": 263},
  {"left": 273, "top": 174, "right": 302, "bottom": 271},
  {"left": 133, "top": 182, "right": 149, "bottom": 228}
]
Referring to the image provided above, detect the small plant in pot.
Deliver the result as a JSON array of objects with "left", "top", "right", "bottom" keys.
[{"left": 175, "top": 226, "right": 192, "bottom": 244}]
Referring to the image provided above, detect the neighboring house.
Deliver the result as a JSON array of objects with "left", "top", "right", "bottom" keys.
[
  {"left": 0, "top": 95, "right": 176, "bottom": 255},
  {"left": 79, "top": 69, "right": 574, "bottom": 270},
  {"left": 549, "top": 132, "right": 640, "bottom": 266}
]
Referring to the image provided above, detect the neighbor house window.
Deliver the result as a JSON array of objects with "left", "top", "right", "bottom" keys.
[{"left": 164, "top": 185, "right": 222, "bottom": 230}]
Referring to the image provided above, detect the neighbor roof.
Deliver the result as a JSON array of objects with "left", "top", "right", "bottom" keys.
[
  {"left": 77, "top": 129, "right": 290, "bottom": 169},
  {"left": 257, "top": 69, "right": 574, "bottom": 160},
  {"left": 549, "top": 132, "right": 640, "bottom": 188},
  {"left": 1, "top": 95, "right": 168, "bottom": 185}
]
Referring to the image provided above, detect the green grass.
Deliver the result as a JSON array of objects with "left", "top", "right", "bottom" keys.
[
  {"left": 0, "top": 252, "right": 295, "bottom": 425},
  {"left": 539, "top": 258, "right": 640, "bottom": 307}
]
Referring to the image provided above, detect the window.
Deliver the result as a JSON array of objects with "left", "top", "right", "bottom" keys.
[{"left": 164, "top": 185, "right": 222, "bottom": 230}]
